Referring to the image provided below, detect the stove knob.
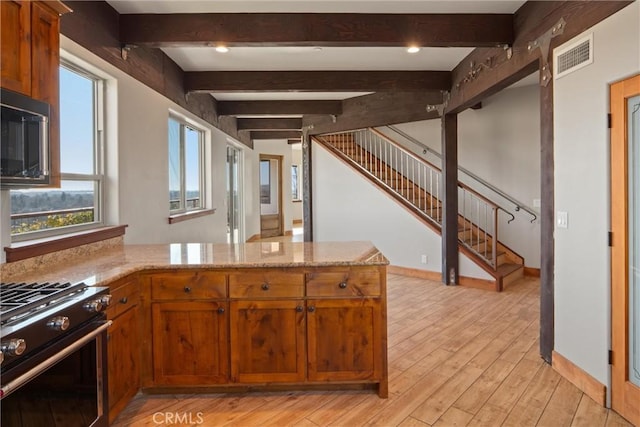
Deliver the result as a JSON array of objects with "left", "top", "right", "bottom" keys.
[
  {"left": 83, "top": 300, "right": 103, "bottom": 313},
  {"left": 1, "top": 339, "right": 27, "bottom": 356},
  {"left": 47, "top": 316, "right": 70, "bottom": 331},
  {"left": 98, "top": 294, "right": 112, "bottom": 307}
]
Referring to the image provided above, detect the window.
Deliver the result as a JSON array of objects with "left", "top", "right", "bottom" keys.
[
  {"left": 168, "top": 116, "right": 205, "bottom": 214},
  {"left": 10, "top": 62, "right": 104, "bottom": 240},
  {"left": 291, "top": 165, "right": 300, "bottom": 200}
]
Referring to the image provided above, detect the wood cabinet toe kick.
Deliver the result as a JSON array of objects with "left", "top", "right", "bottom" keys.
[{"left": 132, "top": 265, "right": 388, "bottom": 403}]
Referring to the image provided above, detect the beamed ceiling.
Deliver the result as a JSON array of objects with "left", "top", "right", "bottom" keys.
[{"left": 97, "top": 0, "right": 544, "bottom": 141}]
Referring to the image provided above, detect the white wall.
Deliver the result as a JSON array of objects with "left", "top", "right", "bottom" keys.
[
  {"left": 553, "top": 2, "right": 640, "bottom": 393},
  {"left": 58, "top": 36, "right": 235, "bottom": 245},
  {"left": 383, "top": 83, "right": 541, "bottom": 268},
  {"left": 313, "top": 142, "right": 491, "bottom": 280}
]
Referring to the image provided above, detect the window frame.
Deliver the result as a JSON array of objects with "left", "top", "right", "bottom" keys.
[
  {"left": 10, "top": 60, "right": 105, "bottom": 242},
  {"left": 168, "top": 114, "right": 206, "bottom": 216}
]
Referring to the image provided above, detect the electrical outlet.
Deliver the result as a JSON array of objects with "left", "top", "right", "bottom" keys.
[
  {"left": 533, "top": 198, "right": 541, "bottom": 208},
  {"left": 421, "top": 255, "right": 428, "bottom": 264}
]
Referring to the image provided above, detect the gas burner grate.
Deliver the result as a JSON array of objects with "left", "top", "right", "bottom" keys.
[{"left": 0, "top": 282, "right": 87, "bottom": 326}]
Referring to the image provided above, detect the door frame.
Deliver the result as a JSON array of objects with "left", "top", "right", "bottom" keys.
[
  {"left": 610, "top": 73, "right": 640, "bottom": 425},
  {"left": 259, "top": 154, "right": 284, "bottom": 237}
]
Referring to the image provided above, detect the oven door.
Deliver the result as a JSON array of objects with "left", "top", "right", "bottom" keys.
[{"left": 1, "top": 319, "right": 111, "bottom": 427}]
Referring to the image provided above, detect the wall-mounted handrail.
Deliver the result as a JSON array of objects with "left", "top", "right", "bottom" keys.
[{"left": 382, "top": 125, "right": 538, "bottom": 223}]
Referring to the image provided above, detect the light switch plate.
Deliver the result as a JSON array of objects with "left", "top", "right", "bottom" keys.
[
  {"left": 557, "top": 211, "right": 568, "bottom": 229},
  {"left": 533, "top": 199, "right": 541, "bottom": 208}
]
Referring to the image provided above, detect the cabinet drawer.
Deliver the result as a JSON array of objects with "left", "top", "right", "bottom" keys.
[
  {"left": 229, "top": 271, "right": 304, "bottom": 298},
  {"left": 306, "top": 269, "right": 381, "bottom": 297},
  {"left": 151, "top": 271, "right": 227, "bottom": 300},
  {"left": 107, "top": 278, "right": 139, "bottom": 320}
]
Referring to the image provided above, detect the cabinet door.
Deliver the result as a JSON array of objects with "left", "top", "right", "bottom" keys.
[
  {"left": 230, "top": 300, "right": 305, "bottom": 383},
  {"left": 152, "top": 301, "right": 229, "bottom": 385},
  {"left": 108, "top": 306, "right": 140, "bottom": 424},
  {"left": 0, "top": 0, "right": 31, "bottom": 94},
  {"left": 30, "top": 1, "right": 60, "bottom": 187},
  {"left": 307, "top": 298, "right": 383, "bottom": 382}
]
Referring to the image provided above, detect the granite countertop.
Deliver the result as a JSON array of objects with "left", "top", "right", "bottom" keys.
[{"left": 1, "top": 241, "right": 388, "bottom": 287}]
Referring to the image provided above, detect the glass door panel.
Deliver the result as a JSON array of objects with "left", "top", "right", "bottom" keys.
[{"left": 629, "top": 95, "right": 640, "bottom": 387}]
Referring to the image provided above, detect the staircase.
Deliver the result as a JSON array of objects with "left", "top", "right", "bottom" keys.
[{"left": 313, "top": 128, "right": 524, "bottom": 291}]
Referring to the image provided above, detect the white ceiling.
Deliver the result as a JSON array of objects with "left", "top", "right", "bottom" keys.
[{"left": 106, "top": 0, "right": 533, "bottom": 103}]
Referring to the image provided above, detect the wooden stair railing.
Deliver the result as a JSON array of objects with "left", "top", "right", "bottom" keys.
[{"left": 314, "top": 129, "right": 525, "bottom": 291}]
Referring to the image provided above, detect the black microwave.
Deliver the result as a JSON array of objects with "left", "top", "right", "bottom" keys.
[{"left": 0, "top": 88, "right": 50, "bottom": 187}]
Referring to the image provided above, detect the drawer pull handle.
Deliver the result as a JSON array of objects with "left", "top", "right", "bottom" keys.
[
  {"left": 296, "top": 306, "right": 304, "bottom": 313},
  {"left": 261, "top": 283, "right": 270, "bottom": 291},
  {"left": 308, "top": 306, "right": 316, "bottom": 313},
  {"left": 217, "top": 307, "right": 225, "bottom": 314},
  {"left": 339, "top": 282, "right": 348, "bottom": 289},
  {"left": 120, "top": 297, "right": 128, "bottom": 304},
  {"left": 184, "top": 286, "right": 191, "bottom": 293}
]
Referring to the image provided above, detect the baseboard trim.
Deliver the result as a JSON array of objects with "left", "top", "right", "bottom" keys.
[
  {"left": 552, "top": 350, "right": 606, "bottom": 406},
  {"left": 524, "top": 267, "right": 541, "bottom": 277},
  {"left": 284, "top": 230, "right": 293, "bottom": 236},
  {"left": 246, "top": 234, "right": 261, "bottom": 242},
  {"left": 293, "top": 219, "right": 303, "bottom": 225},
  {"left": 388, "top": 265, "right": 495, "bottom": 291}
]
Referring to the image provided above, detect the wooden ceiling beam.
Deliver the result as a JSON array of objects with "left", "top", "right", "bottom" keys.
[
  {"left": 186, "top": 71, "right": 451, "bottom": 93},
  {"left": 305, "top": 91, "right": 445, "bottom": 135},
  {"left": 251, "top": 131, "right": 302, "bottom": 140},
  {"left": 120, "top": 13, "right": 514, "bottom": 48},
  {"left": 217, "top": 100, "right": 342, "bottom": 116},
  {"left": 237, "top": 118, "right": 302, "bottom": 130}
]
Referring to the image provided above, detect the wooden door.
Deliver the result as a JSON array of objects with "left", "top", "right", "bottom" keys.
[
  {"left": 108, "top": 306, "right": 139, "bottom": 424},
  {"left": 307, "top": 298, "right": 382, "bottom": 382},
  {"left": 151, "top": 301, "right": 229, "bottom": 385},
  {"left": 259, "top": 155, "right": 284, "bottom": 237},
  {"left": 0, "top": 0, "right": 31, "bottom": 95},
  {"left": 229, "top": 299, "right": 305, "bottom": 383},
  {"left": 611, "top": 73, "right": 640, "bottom": 426}
]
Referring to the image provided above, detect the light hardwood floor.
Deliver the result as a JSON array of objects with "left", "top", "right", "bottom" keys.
[{"left": 112, "top": 275, "right": 633, "bottom": 427}]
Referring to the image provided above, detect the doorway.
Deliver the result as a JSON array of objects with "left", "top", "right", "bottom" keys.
[
  {"left": 610, "top": 73, "right": 640, "bottom": 425},
  {"left": 259, "top": 154, "right": 283, "bottom": 238},
  {"left": 226, "top": 145, "right": 242, "bottom": 244}
]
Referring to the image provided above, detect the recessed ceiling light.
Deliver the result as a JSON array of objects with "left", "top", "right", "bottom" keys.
[
  {"left": 407, "top": 46, "right": 421, "bottom": 54},
  {"left": 215, "top": 46, "right": 229, "bottom": 53},
  {"left": 313, "top": 47, "right": 323, "bottom": 52}
]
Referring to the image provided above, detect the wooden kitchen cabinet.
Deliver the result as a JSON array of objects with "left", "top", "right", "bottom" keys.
[
  {"left": 307, "top": 298, "right": 382, "bottom": 382},
  {"left": 141, "top": 264, "right": 387, "bottom": 397},
  {"left": 151, "top": 301, "right": 229, "bottom": 385},
  {"left": 148, "top": 271, "right": 229, "bottom": 385},
  {"left": 0, "top": 0, "right": 31, "bottom": 95},
  {"left": 105, "top": 276, "right": 141, "bottom": 424},
  {"left": 229, "top": 299, "right": 306, "bottom": 383}
]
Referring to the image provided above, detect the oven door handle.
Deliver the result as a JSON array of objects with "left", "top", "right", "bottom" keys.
[{"left": 0, "top": 320, "right": 112, "bottom": 399}]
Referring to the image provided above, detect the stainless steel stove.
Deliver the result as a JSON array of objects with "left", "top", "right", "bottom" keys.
[{"left": 0, "top": 281, "right": 112, "bottom": 427}]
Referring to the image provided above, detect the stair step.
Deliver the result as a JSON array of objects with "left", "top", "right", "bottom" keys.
[{"left": 498, "top": 263, "right": 524, "bottom": 289}]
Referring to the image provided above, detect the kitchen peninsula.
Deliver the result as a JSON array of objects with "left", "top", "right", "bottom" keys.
[{"left": 1, "top": 241, "right": 389, "bottom": 422}]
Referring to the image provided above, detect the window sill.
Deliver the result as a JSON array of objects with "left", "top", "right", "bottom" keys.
[
  {"left": 4, "top": 225, "right": 128, "bottom": 263},
  {"left": 168, "top": 208, "right": 216, "bottom": 224}
]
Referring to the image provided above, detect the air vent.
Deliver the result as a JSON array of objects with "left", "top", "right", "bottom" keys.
[{"left": 554, "top": 34, "right": 593, "bottom": 79}]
